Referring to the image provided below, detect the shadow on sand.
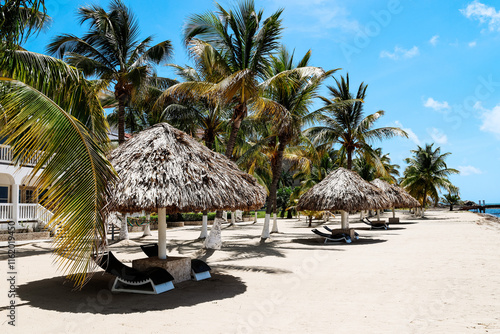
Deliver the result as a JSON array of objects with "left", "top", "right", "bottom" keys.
[
  {"left": 291, "top": 237, "right": 387, "bottom": 246},
  {"left": 16, "top": 272, "right": 246, "bottom": 314}
]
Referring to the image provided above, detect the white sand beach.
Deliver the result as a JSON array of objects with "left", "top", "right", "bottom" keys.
[{"left": 1, "top": 209, "right": 499, "bottom": 333}]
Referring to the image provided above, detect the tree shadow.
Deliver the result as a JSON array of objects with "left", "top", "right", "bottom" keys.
[
  {"left": 16, "top": 272, "right": 246, "bottom": 314},
  {"left": 0, "top": 243, "right": 52, "bottom": 261}
]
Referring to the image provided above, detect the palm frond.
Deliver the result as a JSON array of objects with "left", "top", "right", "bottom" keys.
[{"left": 0, "top": 78, "right": 117, "bottom": 287}]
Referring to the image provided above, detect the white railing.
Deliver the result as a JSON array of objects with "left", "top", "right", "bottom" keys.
[
  {"left": 0, "top": 145, "right": 13, "bottom": 164},
  {"left": 36, "top": 204, "right": 54, "bottom": 226},
  {"left": 19, "top": 203, "right": 37, "bottom": 220},
  {"left": 0, "top": 203, "right": 13, "bottom": 221},
  {"left": 0, "top": 144, "right": 45, "bottom": 167}
]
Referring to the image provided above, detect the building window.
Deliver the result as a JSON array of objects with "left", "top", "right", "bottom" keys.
[{"left": 0, "top": 186, "right": 8, "bottom": 203}]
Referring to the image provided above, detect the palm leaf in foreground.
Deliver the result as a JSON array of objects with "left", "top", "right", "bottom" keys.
[{"left": 0, "top": 78, "right": 117, "bottom": 288}]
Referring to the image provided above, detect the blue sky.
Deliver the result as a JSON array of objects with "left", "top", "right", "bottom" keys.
[{"left": 25, "top": 0, "right": 500, "bottom": 202}]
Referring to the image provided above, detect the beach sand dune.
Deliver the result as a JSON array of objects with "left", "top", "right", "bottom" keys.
[{"left": 1, "top": 209, "right": 499, "bottom": 333}]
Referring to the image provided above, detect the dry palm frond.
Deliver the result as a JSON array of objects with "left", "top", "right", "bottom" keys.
[
  {"left": 297, "top": 167, "right": 392, "bottom": 212},
  {"left": 108, "top": 122, "right": 266, "bottom": 213}
]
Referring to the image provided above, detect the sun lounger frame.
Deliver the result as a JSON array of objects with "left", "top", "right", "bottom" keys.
[
  {"left": 362, "top": 218, "right": 389, "bottom": 230},
  {"left": 311, "top": 229, "right": 352, "bottom": 244},
  {"left": 94, "top": 251, "right": 175, "bottom": 294},
  {"left": 323, "top": 226, "right": 360, "bottom": 240}
]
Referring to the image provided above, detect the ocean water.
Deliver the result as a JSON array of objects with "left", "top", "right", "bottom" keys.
[{"left": 485, "top": 208, "right": 500, "bottom": 218}]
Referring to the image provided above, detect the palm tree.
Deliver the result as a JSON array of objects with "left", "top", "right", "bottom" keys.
[
  {"left": 47, "top": 0, "right": 173, "bottom": 144},
  {"left": 353, "top": 147, "right": 400, "bottom": 183},
  {"left": 254, "top": 47, "right": 334, "bottom": 237},
  {"left": 441, "top": 192, "right": 461, "bottom": 211},
  {"left": 400, "top": 144, "right": 459, "bottom": 216},
  {"left": 181, "top": 0, "right": 284, "bottom": 159},
  {"left": 306, "top": 74, "right": 407, "bottom": 169},
  {"left": 0, "top": 49, "right": 117, "bottom": 287},
  {"left": 0, "top": 0, "right": 49, "bottom": 50}
]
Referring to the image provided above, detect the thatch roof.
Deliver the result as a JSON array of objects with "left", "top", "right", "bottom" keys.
[
  {"left": 392, "top": 185, "right": 421, "bottom": 208},
  {"left": 370, "top": 178, "right": 406, "bottom": 208},
  {"left": 108, "top": 123, "right": 266, "bottom": 213},
  {"left": 296, "top": 168, "right": 392, "bottom": 212}
]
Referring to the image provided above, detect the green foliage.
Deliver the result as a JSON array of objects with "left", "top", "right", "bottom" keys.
[
  {"left": 305, "top": 74, "right": 407, "bottom": 170},
  {"left": 277, "top": 186, "right": 293, "bottom": 218},
  {"left": 0, "top": 0, "right": 49, "bottom": 49},
  {"left": 401, "top": 144, "right": 459, "bottom": 207},
  {"left": 47, "top": 0, "right": 173, "bottom": 143},
  {"left": 441, "top": 192, "right": 461, "bottom": 211}
]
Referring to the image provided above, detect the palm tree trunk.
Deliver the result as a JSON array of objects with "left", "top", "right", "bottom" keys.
[
  {"left": 346, "top": 148, "right": 354, "bottom": 170},
  {"left": 421, "top": 186, "right": 427, "bottom": 218},
  {"left": 262, "top": 141, "right": 286, "bottom": 238},
  {"left": 225, "top": 103, "right": 246, "bottom": 159},
  {"left": 117, "top": 94, "right": 127, "bottom": 144}
]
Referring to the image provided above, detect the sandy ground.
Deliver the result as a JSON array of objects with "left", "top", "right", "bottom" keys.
[{"left": 1, "top": 209, "right": 499, "bottom": 334}]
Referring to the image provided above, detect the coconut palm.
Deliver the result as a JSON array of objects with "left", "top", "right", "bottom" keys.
[
  {"left": 255, "top": 47, "right": 334, "bottom": 237},
  {"left": 47, "top": 0, "right": 173, "bottom": 144},
  {"left": 441, "top": 192, "right": 461, "bottom": 211},
  {"left": 0, "top": 49, "right": 117, "bottom": 287},
  {"left": 0, "top": 0, "right": 49, "bottom": 49},
  {"left": 400, "top": 144, "right": 459, "bottom": 216},
  {"left": 353, "top": 147, "right": 400, "bottom": 183},
  {"left": 306, "top": 74, "right": 407, "bottom": 170},
  {"left": 180, "top": 0, "right": 284, "bottom": 159}
]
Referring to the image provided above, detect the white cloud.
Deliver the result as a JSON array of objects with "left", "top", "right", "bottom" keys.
[
  {"left": 380, "top": 46, "right": 419, "bottom": 60},
  {"left": 428, "top": 128, "right": 448, "bottom": 145},
  {"left": 461, "top": 1, "right": 500, "bottom": 31},
  {"left": 469, "top": 41, "right": 477, "bottom": 47},
  {"left": 429, "top": 35, "right": 439, "bottom": 46},
  {"left": 395, "top": 121, "right": 420, "bottom": 145},
  {"left": 477, "top": 103, "right": 500, "bottom": 137},
  {"left": 458, "top": 165, "right": 482, "bottom": 176},
  {"left": 423, "top": 97, "right": 451, "bottom": 112}
]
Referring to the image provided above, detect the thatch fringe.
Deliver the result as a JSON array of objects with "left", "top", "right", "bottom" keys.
[
  {"left": 297, "top": 168, "right": 392, "bottom": 212},
  {"left": 108, "top": 123, "right": 266, "bottom": 213}
]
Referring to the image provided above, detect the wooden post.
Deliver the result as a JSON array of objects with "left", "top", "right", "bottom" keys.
[{"left": 158, "top": 208, "right": 167, "bottom": 260}]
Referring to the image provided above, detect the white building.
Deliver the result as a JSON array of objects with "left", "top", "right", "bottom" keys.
[{"left": 0, "top": 143, "right": 52, "bottom": 231}]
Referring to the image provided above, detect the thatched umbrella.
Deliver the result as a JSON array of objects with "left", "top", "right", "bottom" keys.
[
  {"left": 370, "top": 178, "right": 406, "bottom": 221},
  {"left": 108, "top": 123, "right": 266, "bottom": 256},
  {"left": 297, "top": 168, "right": 392, "bottom": 229},
  {"left": 394, "top": 186, "right": 420, "bottom": 209},
  {"left": 392, "top": 185, "right": 421, "bottom": 217}
]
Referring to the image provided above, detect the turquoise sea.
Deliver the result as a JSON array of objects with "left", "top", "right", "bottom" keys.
[
  {"left": 473, "top": 204, "right": 500, "bottom": 218},
  {"left": 485, "top": 208, "right": 500, "bottom": 218}
]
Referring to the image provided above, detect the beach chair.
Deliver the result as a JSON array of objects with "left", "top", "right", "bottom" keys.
[
  {"left": 323, "top": 225, "right": 360, "bottom": 240},
  {"left": 311, "top": 229, "right": 352, "bottom": 244},
  {"left": 140, "top": 243, "right": 160, "bottom": 258},
  {"left": 139, "top": 243, "right": 211, "bottom": 281},
  {"left": 362, "top": 218, "right": 388, "bottom": 230},
  {"left": 94, "top": 251, "right": 174, "bottom": 294}
]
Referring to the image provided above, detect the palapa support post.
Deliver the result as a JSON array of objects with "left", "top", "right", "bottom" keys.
[
  {"left": 341, "top": 210, "right": 349, "bottom": 229},
  {"left": 199, "top": 214, "right": 208, "bottom": 239},
  {"left": 254, "top": 211, "right": 258, "bottom": 224},
  {"left": 158, "top": 208, "right": 167, "bottom": 259}
]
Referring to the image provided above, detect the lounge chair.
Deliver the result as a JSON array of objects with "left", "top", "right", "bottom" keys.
[
  {"left": 362, "top": 218, "right": 388, "bottom": 230},
  {"left": 140, "top": 243, "right": 211, "bottom": 281},
  {"left": 94, "top": 251, "right": 174, "bottom": 294},
  {"left": 323, "top": 225, "right": 360, "bottom": 240},
  {"left": 311, "top": 229, "right": 352, "bottom": 244},
  {"left": 140, "top": 243, "right": 160, "bottom": 258}
]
